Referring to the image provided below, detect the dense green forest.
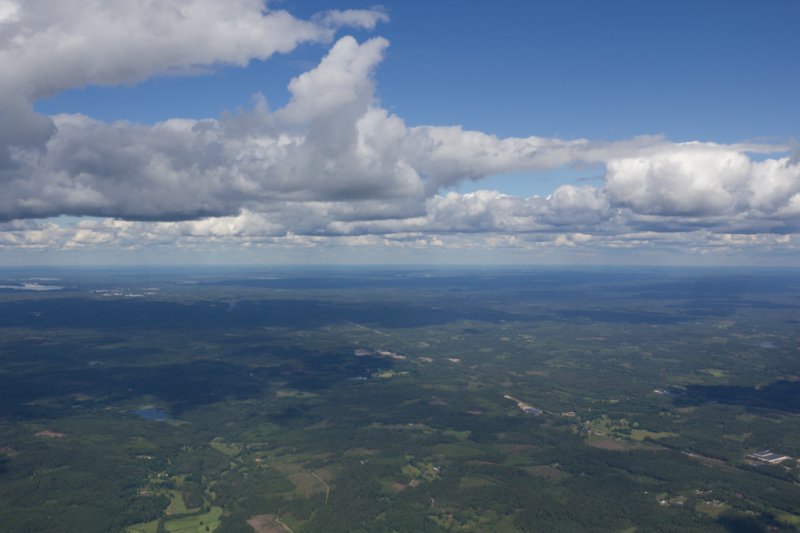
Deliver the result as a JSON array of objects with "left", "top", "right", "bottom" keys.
[{"left": 1, "top": 267, "right": 799, "bottom": 532}]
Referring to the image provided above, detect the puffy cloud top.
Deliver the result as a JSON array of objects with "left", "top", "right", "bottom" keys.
[
  {"left": 0, "top": 0, "right": 382, "bottom": 100},
  {"left": 0, "top": 0, "right": 384, "bottom": 153}
]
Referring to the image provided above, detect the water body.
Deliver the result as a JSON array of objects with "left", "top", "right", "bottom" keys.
[{"left": 132, "top": 408, "right": 171, "bottom": 421}]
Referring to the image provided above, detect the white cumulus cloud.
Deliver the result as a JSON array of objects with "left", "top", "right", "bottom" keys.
[{"left": 0, "top": 0, "right": 798, "bottom": 259}]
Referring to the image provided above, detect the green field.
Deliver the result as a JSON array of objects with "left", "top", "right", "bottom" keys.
[{"left": 164, "top": 507, "right": 223, "bottom": 533}]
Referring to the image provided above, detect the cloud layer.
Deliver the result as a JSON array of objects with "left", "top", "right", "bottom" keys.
[{"left": 1, "top": 0, "right": 799, "bottom": 258}]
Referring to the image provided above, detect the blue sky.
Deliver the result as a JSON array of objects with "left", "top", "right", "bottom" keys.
[
  {"left": 35, "top": 1, "right": 800, "bottom": 141},
  {"left": 2, "top": 0, "right": 800, "bottom": 264}
]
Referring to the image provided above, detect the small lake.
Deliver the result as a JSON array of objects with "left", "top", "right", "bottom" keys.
[{"left": 132, "top": 408, "right": 171, "bottom": 421}]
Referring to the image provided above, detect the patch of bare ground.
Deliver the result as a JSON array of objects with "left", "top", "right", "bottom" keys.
[
  {"left": 247, "top": 515, "right": 290, "bottom": 533},
  {"left": 35, "top": 430, "right": 66, "bottom": 439}
]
